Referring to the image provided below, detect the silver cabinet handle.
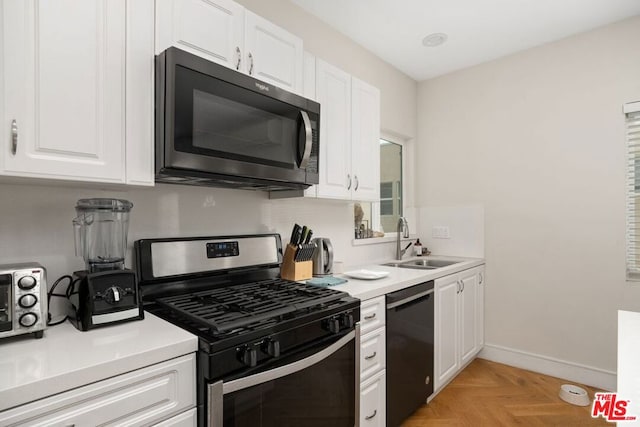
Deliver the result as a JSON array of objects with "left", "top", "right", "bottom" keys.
[
  {"left": 235, "top": 46, "right": 241, "bottom": 70},
  {"left": 364, "top": 313, "right": 376, "bottom": 320},
  {"left": 354, "top": 175, "right": 359, "bottom": 191},
  {"left": 347, "top": 174, "right": 352, "bottom": 190},
  {"left": 456, "top": 280, "right": 461, "bottom": 294},
  {"left": 365, "top": 409, "right": 377, "bottom": 420},
  {"left": 248, "top": 52, "right": 254, "bottom": 75},
  {"left": 11, "top": 119, "right": 18, "bottom": 155},
  {"left": 479, "top": 273, "right": 484, "bottom": 284},
  {"left": 461, "top": 280, "right": 465, "bottom": 292},
  {"left": 364, "top": 351, "right": 377, "bottom": 360}
]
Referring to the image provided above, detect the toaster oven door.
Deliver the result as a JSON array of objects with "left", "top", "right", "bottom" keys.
[{"left": 0, "top": 274, "right": 12, "bottom": 332}]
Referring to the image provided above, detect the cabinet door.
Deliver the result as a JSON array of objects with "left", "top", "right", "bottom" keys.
[
  {"left": 2, "top": 0, "right": 126, "bottom": 183},
  {"left": 351, "top": 77, "right": 380, "bottom": 202},
  {"left": 244, "top": 10, "right": 303, "bottom": 94},
  {"left": 155, "top": 0, "right": 244, "bottom": 70},
  {"left": 316, "top": 59, "right": 351, "bottom": 199},
  {"left": 459, "top": 268, "right": 479, "bottom": 366},
  {"left": 434, "top": 274, "right": 459, "bottom": 391},
  {"left": 126, "top": 0, "right": 154, "bottom": 186},
  {"left": 360, "top": 370, "right": 386, "bottom": 427},
  {"left": 477, "top": 266, "right": 485, "bottom": 349}
]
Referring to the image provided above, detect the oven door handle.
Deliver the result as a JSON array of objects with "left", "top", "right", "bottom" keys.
[
  {"left": 298, "top": 110, "right": 313, "bottom": 169},
  {"left": 208, "top": 329, "right": 355, "bottom": 426}
]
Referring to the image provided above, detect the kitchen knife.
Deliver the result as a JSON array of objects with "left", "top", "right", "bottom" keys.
[
  {"left": 290, "top": 224, "right": 301, "bottom": 245},
  {"left": 300, "top": 226, "right": 309, "bottom": 245},
  {"left": 304, "top": 229, "right": 313, "bottom": 244}
]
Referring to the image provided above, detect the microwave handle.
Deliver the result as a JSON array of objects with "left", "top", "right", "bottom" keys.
[{"left": 298, "top": 110, "right": 312, "bottom": 169}]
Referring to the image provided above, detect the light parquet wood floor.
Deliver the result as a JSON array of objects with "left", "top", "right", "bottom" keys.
[{"left": 401, "top": 358, "right": 610, "bottom": 427}]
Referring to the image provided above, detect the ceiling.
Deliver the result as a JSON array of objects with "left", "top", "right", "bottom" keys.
[{"left": 290, "top": 0, "right": 640, "bottom": 81}]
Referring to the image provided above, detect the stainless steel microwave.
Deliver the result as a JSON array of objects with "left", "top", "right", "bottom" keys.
[{"left": 155, "top": 47, "right": 320, "bottom": 191}]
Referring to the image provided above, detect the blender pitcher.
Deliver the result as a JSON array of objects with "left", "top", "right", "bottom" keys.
[{"left": 73, "top": 198, "right": 134, "bottom": 273}]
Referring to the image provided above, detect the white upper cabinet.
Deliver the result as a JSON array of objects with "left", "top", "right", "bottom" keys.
[
  {"left": 315, "top": 60, "right": 381, "bottom": 201},
  {"left": 351, "top": 77, "right": 380, "bottom": 202},
  {"left": 244, "top": 10, "right": 303, "bottom": 94},
  {"left": 316, "top": 59, "right": 352, "bottom": 199},
  {"left": 0, "top": 0, "right": 154, "bottom": 186},
  {"left": 155, "top": 0, "right": 244, "bottom": 70},
  {"left": 156, "top": 0, "right": 303, "bottom": 93},
  {"left": 2, "top": 0, "right": 127, "bottom": 183}
]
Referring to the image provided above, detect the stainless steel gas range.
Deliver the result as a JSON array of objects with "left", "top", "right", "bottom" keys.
[{"left": 134, "top": 234, "right": 360, "bottom": 427}]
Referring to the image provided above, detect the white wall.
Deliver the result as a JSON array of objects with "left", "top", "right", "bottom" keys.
[{"left": 417, "top": 16, "right": 640, "bottom": 384}]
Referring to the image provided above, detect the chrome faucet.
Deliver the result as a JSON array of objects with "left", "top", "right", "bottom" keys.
[{"left": 396, "top": 217, "right": 411, "bottom": 260}]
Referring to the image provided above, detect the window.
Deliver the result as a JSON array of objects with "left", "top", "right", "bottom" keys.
[
  {"left": 626, "top": 101, "right": 640, "bottom": 280},
  {"left": 355, "top": 137, "right": 404, "bottom": 239}
]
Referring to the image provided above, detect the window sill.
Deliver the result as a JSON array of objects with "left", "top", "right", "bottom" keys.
[{"left": 351, "top": 234, "right": 416, "bottom": 246}]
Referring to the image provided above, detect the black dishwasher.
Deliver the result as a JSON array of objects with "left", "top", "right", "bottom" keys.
[{"left": 386, "top": 281, "right": 435, "bottom": 427}]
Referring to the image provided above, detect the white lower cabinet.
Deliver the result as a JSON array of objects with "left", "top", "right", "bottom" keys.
[
  {"left": 360, "top": 370, "right": 385, "bottom": 427},
  {"left": 0, "top": 354, "right": 196, "bottom": 427},
  {"left": 359, "top": 296, "right": 386, "bottom": 426},
  {"left": 434, "top": 265, "right": 485, "bottom": 392}
]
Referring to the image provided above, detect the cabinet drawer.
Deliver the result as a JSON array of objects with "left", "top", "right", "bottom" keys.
[
  {"left": 153, "top": 408, "right": 197, "bottom": 427},
  {"left": 360, "top": 370, "right": 385, "bottom": 427},
  {"left": 0, "top": 354, "right": 196, "bottom": 427},
  {"left": 360, "top": 328, "right": 386, "bottom": 382},
  {"left": 360, "top": 296, "right": 385, "bottom": 335}
]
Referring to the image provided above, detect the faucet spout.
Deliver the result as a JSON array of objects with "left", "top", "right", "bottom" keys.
[{"left": 396, "top": 217, "right": 410, "bottom": 260}]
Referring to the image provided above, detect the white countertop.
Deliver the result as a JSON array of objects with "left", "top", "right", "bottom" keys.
[
  {"left": 336, "top": 255, "right": 485, "bottom": 300},
  {"left": 0, "top": 312, "right": 198, "bottom": 412}
]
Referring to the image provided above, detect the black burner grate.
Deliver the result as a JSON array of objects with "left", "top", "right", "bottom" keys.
[{"left": 155, "top": 278, "right": 345, "bottom": 336}]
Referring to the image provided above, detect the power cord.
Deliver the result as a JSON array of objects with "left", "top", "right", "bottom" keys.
[{"left": 47, "top": 275, "right": 80, "bottom": 326}]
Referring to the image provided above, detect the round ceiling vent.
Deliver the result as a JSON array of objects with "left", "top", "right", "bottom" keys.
[{"left": 422, "top": 32, "right": 448, "bottom": 47}]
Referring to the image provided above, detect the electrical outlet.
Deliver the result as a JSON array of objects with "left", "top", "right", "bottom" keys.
[{"left": 432, "top": 226, "right": 450, "bottom": 239}]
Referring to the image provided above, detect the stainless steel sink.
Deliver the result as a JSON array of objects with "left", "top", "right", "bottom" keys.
[{"left": 381, "top": 258, "right": 461, "bottom": 270}]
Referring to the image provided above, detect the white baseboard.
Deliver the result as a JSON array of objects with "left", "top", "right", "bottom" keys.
[{"left": 479, "top": 343, "right": 616, "bottom": 391}]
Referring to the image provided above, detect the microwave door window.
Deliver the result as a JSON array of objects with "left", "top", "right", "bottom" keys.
[
  {"left": 192, "top": 89, "right": 295, "bottom": 168},
  {"left": 173, "top": 65, "right": 300, "bottom": 170}
]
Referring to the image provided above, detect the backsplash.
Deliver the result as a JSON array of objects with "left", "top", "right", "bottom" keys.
[{"left": 0, "top": 181, "right": 404, "bottom": 297}]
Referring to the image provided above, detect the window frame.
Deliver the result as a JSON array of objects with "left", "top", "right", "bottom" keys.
[
  {"left": 372, "top": 134, "right": 406, "bottom": 237},
  {"left": 625, "top": 101, "right": 640, "bottom": 281}
]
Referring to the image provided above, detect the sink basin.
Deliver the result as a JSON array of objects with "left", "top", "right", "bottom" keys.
[{"left": 381, "top": 258, "right": 461, "bottom": 270}]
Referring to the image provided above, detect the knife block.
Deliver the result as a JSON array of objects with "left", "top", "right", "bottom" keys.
[{"left": 280, "top": 244, "right": 313, "bottom": 281}]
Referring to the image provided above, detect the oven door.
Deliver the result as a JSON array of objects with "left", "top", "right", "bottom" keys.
[
  {"left": 158, "top": 48, "right": 319, "bottom": 186},
  {"left": 208, "top": 328, "right": 359, "bottom": 427},
  {"left": 0, "top": 274, "right": 12, "bottom": 333}
]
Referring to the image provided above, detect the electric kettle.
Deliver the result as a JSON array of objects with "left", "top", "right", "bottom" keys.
[{"left": 312, "top": 238, "right": 333, "bottom": 277}]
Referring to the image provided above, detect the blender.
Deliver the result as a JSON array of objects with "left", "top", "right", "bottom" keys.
[{"left": 69, "top": 198, "right": 143, "bottom": 331}]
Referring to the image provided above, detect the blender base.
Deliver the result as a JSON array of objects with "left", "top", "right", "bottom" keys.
[{"left": 68, "top": 269, "right": 144, "bottom": 331}]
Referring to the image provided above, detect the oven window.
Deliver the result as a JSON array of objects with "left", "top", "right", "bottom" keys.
[
  {"left": 174, "top": 65, "right": 299, "bottom": 169},
  {"left": 223, "top": 340, "right": 355, "bottom": 427},
  {"left": 0, "top": 274, "right": 12, "bottom": 332}
]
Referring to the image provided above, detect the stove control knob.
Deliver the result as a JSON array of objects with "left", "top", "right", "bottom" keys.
[
  {"left": 19, "top": 312, "right": 38, "bottom": 328},
  {"left": 325, "top": 318, "right": 341, "bottom": 334},
  {"left": 262, "top": 339, "right": 280, "bottom": 358},
  {"left": 341, "top": 313, "right": 354, "bottom": 329},
  {"left": 18, "top": 275, "right": 37, "bottom": 290},
  {"left": 19, "top": 294, "right": 37, "bottom": 308},
  {"left": 239, "top": 346, "right": 258, "bottom": 367},
  {"left": 104, "top": 286, "right": 125, "bottom": 304}
]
